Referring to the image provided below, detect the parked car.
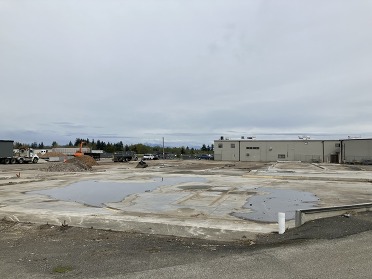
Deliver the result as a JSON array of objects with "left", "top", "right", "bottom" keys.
[
  {"left": 198, "top": 154, "right": 214, "bottom": 160},
  {"left": 142, "top": 154, "right": 155, "bottom": 160},
  {"left": 362, "top": 159, "right": 372, "bottom": 165}
]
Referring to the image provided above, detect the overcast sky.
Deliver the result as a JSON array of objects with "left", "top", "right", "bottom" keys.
[{"left": 1, "top": 0, "right": 372, "bottom": 147}]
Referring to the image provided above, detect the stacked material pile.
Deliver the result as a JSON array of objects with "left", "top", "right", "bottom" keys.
[
  {"left": 67, "top": 155, "right": 98, "bottom": 167},
  {"left": 46, "top": 155, "right": 98, "bottom": 172}
]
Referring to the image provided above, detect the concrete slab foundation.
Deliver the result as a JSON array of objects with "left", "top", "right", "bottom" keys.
[{"left": 1, "top": 160, "right": 372, "bottom": 241}]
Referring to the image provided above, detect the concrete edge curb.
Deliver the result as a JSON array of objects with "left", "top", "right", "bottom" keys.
[
  {"left": 295, "top": 203, "right": 372, "bottom": 227},
  {"left": 0, "top": 211, "right": 276, "bottom": 242}
]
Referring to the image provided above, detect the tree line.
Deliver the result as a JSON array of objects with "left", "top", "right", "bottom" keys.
[{"left": 14, "top": 138, "right": 214, "bottom": 155}]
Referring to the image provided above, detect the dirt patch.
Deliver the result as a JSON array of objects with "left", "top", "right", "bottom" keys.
[{"left": 0, "top": 219, "right": 247, "bottom": 278}]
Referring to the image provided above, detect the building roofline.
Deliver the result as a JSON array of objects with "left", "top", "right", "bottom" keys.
[
  {"left": 340, "top": 138, "right": 372, "bottom": 141},
  {"left": 214, "top": 139, "right": 341, "bottom": 142}
]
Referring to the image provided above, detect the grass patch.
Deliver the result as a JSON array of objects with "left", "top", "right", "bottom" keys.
[{"left": 52, "top": 265, "right": 73, "bottom": 273}]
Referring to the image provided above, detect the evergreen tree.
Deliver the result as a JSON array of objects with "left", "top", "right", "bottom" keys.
[{"left": 74, "top": 138, "right": 81, "bottom": 146}]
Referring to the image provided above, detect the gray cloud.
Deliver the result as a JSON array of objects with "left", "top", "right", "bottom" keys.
[{"left": 1, "top": 0, "right": 372, "bottom": 146}]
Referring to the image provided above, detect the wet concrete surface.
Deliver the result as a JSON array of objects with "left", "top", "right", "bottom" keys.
[
  {"left": 30, "top": 177, "right": 206, "bottom": 207},
  {"left": 1, "top": 160, "right": 372, "bottom": 241},
  {"left": 232, "top": 187, "right": 319, "bottom": 222}
]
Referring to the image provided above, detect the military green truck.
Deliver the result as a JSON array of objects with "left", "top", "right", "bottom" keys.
[{"left": 113, "top": 151, "right": 138, "bottom": 162}]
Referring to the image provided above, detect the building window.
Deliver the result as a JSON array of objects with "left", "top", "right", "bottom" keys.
[
  {"left": 278, "top": 154, "right": 286, "bottom": 159},
  {"left": 218, "top": 143, "right": 223, "bottom": 148},
  {"left": 246, "top": 147, "right": 259, "bottom": 150},
  {"left": 231, "top": 143, "right": 235, "bottom": 148},
  {"left": 335, "top": 143, "right": 340, "bottom": 147}
]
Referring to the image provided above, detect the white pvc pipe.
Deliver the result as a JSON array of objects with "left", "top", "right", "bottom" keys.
[{"left": 278, "top": 212, "right": 286, "bottom": 234}]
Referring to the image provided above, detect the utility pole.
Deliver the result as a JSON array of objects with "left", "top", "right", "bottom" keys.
[{"left": 162, "top": 137, "right": 165, "bottom": 159}]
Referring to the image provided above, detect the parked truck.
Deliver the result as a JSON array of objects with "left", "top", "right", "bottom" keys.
[
  {"left": 113, "top": 151, "right": 138, "bottom": 162},
  {"left": 0, "top": 140, "right": 39, "bottom": 164},
  {"left": 13, "top": 148, "right": 39, "bottom": 164}
]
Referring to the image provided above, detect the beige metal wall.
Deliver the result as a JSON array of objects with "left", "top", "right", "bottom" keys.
[
  {"left": 214, "top": 141, "right": 240, "bottom": 161},
  {"left": 214, "top": 140, "right": 341, "bottom": 163},
  {"left": 342, "top": 139, "right": 372, "bottom": 163}
]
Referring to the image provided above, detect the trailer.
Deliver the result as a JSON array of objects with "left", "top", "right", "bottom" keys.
[{"left": 0, "top": 140, "right": 15, "bottom": 164}]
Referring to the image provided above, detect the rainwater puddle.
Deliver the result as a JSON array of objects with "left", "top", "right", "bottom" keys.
[
  {"left": 232, "top": 187, "right": 319, "bottom": 223},
  {"left": 31, "top": 177, "right": 205, "bottom": 207}
]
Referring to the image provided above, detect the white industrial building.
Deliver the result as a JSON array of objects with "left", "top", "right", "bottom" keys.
[{"left": 214, "top": 137, "right": 372, "bottom": 164}]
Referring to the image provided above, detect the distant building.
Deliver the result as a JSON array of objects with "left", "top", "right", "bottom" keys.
[
  {"left": 214, "top": 137, "right": 372, "bottom": 164},
  {"left": 52, "top": 147, "right": 91, "bottom": 155}
]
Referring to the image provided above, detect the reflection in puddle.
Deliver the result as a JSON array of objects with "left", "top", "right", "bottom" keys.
[
  {"left": 232, "top": 187, "right": 319, "bottom": 223},
  {"left": 31, "top": 177, "right": 205, "bottom": 207}
]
